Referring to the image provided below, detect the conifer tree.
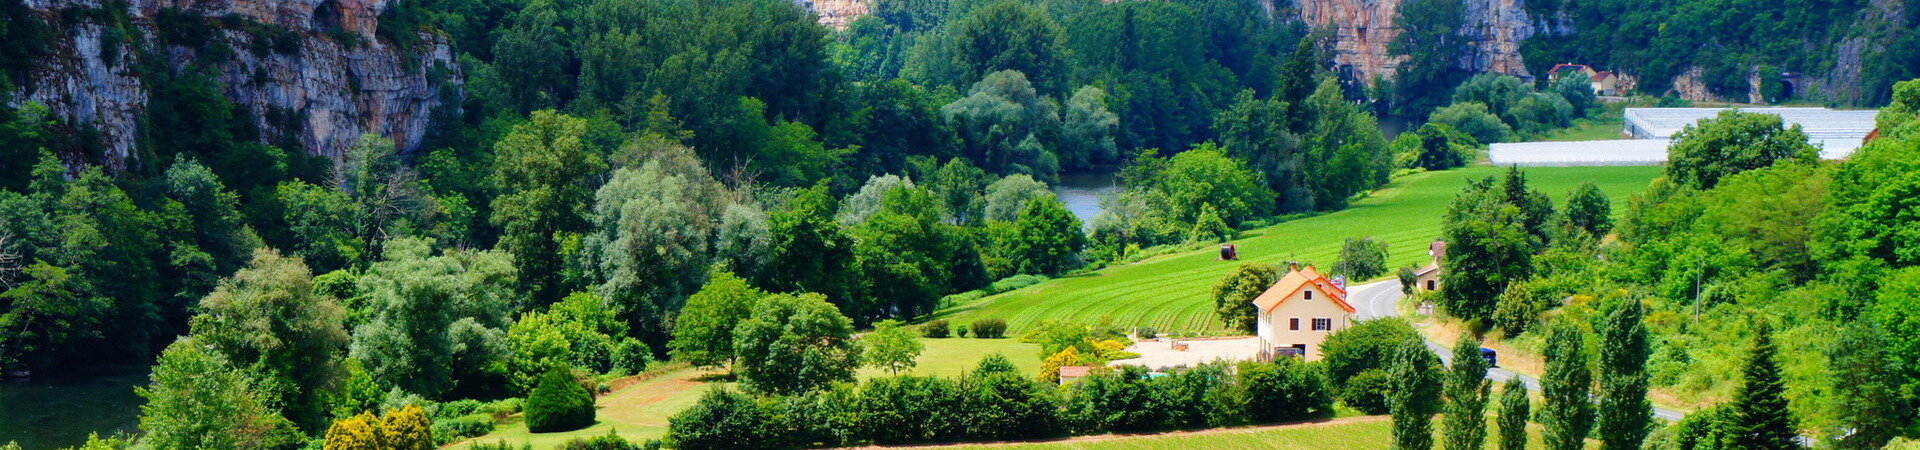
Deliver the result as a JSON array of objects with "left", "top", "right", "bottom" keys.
[
  {"left": 1729, "top": 322, "right": 1796, "bottom": 449},
  {"left": 1389, "top": 342, "right": 1442, "bottom": 450},
  {"left": 1496, "top": 378, "right": 1530, "bottom": 450},
  {"left": 1540, "top": 324, "right": 1592, "bottom": 450},
  {"left": 1829, "top": 323, "right": 1905, "bottom": 449},
  {"left": 1442, "top": 334, "right": 1490, "bottom": 450},
  {"left": 1596, "top": 300, "right": 1651, "bottom": 450}
]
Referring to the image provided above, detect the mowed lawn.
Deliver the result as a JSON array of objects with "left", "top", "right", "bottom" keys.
[
  {"left": 956, "top": 415, "right": 1554, "bottom": 449},
  {"left": 936, "top": 165, "right": 1662, "bottom": 335},
  {"left": 461, "top": 339, "right": 1040, "bottom": 447}
]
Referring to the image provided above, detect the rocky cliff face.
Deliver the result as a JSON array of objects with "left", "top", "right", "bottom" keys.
[
  {"left": 797, "top": 0, "right": 869, "bottom": 29},
  {"left": 1297, "top": 0, "right": 1536, "bottom": 83},
  {"left": 13, "top": 0, "right": 457, "bottom": 169}
]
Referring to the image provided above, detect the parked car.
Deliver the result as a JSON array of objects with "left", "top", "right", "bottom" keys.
[{"left": 1480, "top": 348, "right": 1498, "bottom": 367}]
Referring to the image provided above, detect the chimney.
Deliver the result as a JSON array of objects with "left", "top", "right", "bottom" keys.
[{"left": 1287, "top": 261, "right": 1300, "bottom": 272}]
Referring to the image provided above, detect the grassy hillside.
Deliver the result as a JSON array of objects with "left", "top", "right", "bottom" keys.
[{"left": 935, "top": 165, "right": 1663, "bottom": 334}]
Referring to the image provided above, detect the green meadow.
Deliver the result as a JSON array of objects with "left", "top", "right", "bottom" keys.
[{"left": 936, "top": 165, "right": 1662, "bottom": 335}]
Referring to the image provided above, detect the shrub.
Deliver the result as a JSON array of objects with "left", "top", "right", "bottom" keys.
[
  {"left": 323, "top": 412, "right": 385, "bottom": 450},
  {"left": 1237, "top": 359, "right": 1335, "bottom": 423},
  {"left": 1149, "top": 364, "right": 1238, "bottom": 430},
  {"left": 1038, "top": 347, "right": 1083, "bottom": 383},
  {"left": 382, "top": 405, "right": 433, "bottom": 450},
  {"left": 922, "top": 319, "right": 950, "bottom": 338},
  {"left": 525, "top": 368, "right": 596, "bottom": 433},
  {"left": 559, "top": 431, "right": 645, "bottom": 449},
  {"left": 854, "top": 376, "right": 968, "bottom": 444},
  {"left": 971, "top": 319, "right": 1008, "bottom": 338},
  {"left": 668, "top": 388, "right": 777, "bottom": 449},
  {"left": 1319, "top": 317, "right": 1422, "bottom": 387},
  {"left": 481, "top": 398, "right": 523, "bottom": 417},
  {"left": 467, "top": 441, "right": 532, "bottom": 450},
  {"left": 956, "top": 324, "right": 972, "bottom": 338},
  {"left": 1136, "top": 327, "right": 1158, "bottom": 339},
  {"left": 612, "top": 339, "right": 652, "bottom": 375},
  {"left": 1342, "top": 369, "right": 1395, "bottom": 414},
  {"left": 434, "top": 399, "right": 484, "bottom": 419},
  {"left": 432, "top": 413, "right": 496, "bottom": 445},
  {"left": 961, "top": 371, "right": 1064, "bottom": 440}
]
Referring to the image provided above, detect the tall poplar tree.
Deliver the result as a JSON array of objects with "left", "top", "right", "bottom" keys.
[
  {"left": 1540, "top": 324, "right": 1593, "bottom": 450},
  {"left": 1442, "top": 334, "right": 1490, "bottom": 450},
  {"left": 1496, "top": 378, "right": 1529, "bottom": 450},
  {"left": 1390, "top": 342, "right": 1443, "bottom": 450},
  {"left": 1596, "top": 300, "right": 1652, "bottom": 450}
]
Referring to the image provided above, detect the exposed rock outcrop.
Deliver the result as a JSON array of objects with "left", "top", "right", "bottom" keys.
[
  {"left": 13, "top": 0, "right": 458, "bottom": 169},
  {"left": 1297, "top": 0, "right": 1536, "bottom": 83},
  {"left": 797, "top": 0, "right": 869, "bottom": 29}
]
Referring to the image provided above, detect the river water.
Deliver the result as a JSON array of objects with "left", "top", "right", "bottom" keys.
[
  {"left": 0, "top": 367, "right": 148, "bottom": 449},
  {"left": 1051, "top": 170, "right": 1121, "bottom": 226}
]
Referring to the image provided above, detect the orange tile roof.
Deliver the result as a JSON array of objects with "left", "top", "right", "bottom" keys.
[
  {"left": 1059, "top": 366, "right": 1094, "bottom": 379},
  {"left": 1250, "top": 266, "right": 1356, "bottom": 314}
]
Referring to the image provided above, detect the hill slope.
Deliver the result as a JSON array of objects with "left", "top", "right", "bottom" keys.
[{"left": 935, "top": 165, "right": 1662, "bottom": 334}]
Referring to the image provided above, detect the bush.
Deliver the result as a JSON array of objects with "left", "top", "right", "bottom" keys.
[
  {"left": 971, "top": 319, "right": 1008, "bottom": 338},
  {"left": 559, "top": 431, "right": 646, "bottom": 449},
  {"left": 1342, "top": 369, "right": 1394, "bottom": 414},
  {"left": 668, "top": 388, "right": 777, "bottom": 449},
  {"left": 1136, "top": 327, "right": 1158, "bottom": 339},
  {"left": 323, "top": 412, "right": 384, "bottom": 450},
  {"left": 383, "top": 405, "right": 434, "bottom": 450},
  {"left": 612, "top": 339, "right": 653, "bottom": 375},
  {"left": 854, "top": 376, "right": 968, "bottom": 444},
  {"left": 1236, "top": 359, "right": 1334, "bottom": 423},
  {"left": 1319, "top": 318, "right": 1422, "bottom": 387},
  {"left": 922, "top": 319, "right": 950, "bottom": 338},
  {"left": 432, "top": 414, "right": 496, "bottom": 445},
  {"left": 467, "top": 441, "right": 532, "bottom": 450},
  {"left": 961, "top": 371, "right": 1063, "bottom": 440},
  {"left": 525, "top": 368, "right": 596, "bottom": 433},
  {"left": 481, "top": 398, "right": 523, "bottom": 417},
  {"left": 956, "top": 324, "right": 972, "bottom": 338}
]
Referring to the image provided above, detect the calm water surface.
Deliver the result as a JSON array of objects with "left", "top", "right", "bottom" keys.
[
  {"left": 1051, "top": 170, "right": 1120, "bottom": 226},
  {"left": 0, "top": 366, "right": 148, "bottom": 449}
]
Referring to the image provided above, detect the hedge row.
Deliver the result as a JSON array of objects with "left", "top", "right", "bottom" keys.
[{"left": 667, "top": 357, "right": 1334, "bottom": 449}]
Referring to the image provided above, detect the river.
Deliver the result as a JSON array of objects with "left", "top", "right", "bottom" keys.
[
  {"left": 1051, "top": 170, "right": 1121, "bottom": 226},
  {"left": 0, "top": 367, "right": 148, "bottom": 449}
]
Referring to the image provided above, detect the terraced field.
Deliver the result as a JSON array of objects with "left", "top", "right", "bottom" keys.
[{"left": 935, "top": 165, "right": 1662, "bottom": 335}]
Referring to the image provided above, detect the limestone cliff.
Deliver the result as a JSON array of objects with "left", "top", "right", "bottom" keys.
[
  {"left": 13, "top": 0, "right": 458, "bottom": 169},
  {"left": 1297, "top": 0, "right": 1536, "bottom": 83},
  {"left": 798, "top": 0, "right": 869, "bottom": 29}
]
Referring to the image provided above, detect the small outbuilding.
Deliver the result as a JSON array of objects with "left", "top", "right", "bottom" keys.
[{"left": 1415, "top": 240, "right": 1446, "bottom": 293}]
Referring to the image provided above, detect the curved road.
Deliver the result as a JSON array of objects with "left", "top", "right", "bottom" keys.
[{"left": 1345, "top": 280, "right": 1686, "bottom": 423}]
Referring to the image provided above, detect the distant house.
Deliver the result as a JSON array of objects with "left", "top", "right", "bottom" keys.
[
  {"left": 1548, "top": 63, "right": 1626, "bottom": 96},
  {"left": 1252, "top": 265, "right": 1357, "bottom": 361},
  {"left": 1058, "top": 366, "right": 1094, "bottom": 384},
  {"left": 1415, "top": 240, "right": 1446, "bottom": 293}
]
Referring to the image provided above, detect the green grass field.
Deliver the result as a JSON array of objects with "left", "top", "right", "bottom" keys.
[
  {"left": 1536, "top": 112, "right": 1627, "bottom": 142},
  {"left": 461, "top": 338, "right": 1041, "bottom": 448},
  {"left": 966, "top": 415, "right": 1555, "bottom": 449},
  {"left": 935, "top": 165, "right": 1662, "bottom": 335}
]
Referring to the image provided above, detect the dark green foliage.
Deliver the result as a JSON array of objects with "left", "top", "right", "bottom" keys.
[
  {"left": 1727, "top": 322, "right": 1796, "bottom": 450},
  {"left": 1002, "top": 195, "right": 1085, "bottom": 276},
  {"left": 923, "top": 319, "right": 951, "bottom": 338},
  {"left": 1236, "top": 358, "right": 1336, "bottom": 423},
  {"left": 668, "top": 388, "right": 778, "bottom": 449},
  {"left": 525, "top": 368, "right": 596, "bottom": 433},
  {"left": 1388, "top": 0, "right": 1469, "bottom": 117},
  {"left": 1428, "top": 103, "right": 1513, "bottom": 146},
  {"left": 970, "top": 318, "right": 1007, "bottom": 339},
  {"left": 732, "top": 293, "right": 862, "bottom": 395},
  {"left": 1439, "top": 171, "right": 1549, "bottom": 321},
  {"left": 1321, "top": 317, "right": 1423, "bottom": 388},
  {"left": 1560, "top": 182, "right": 1613, "bottom": 238},
  {"left": 1388, "top": 343, "right": 1442, "bottom": 450},
  {"left": 1665, "top": 110, "right": 1818, "bottom": 190},
  {"left": 961, "top": 366, "right": 1064, "bottom": 440},
  {"left": 1595, "top": 300, "right": 1652, "bottom": 450},
  {"left": 1540, "top": 324, "right": 1593, "bottom": 450},
  {"left": 764, "top": 184, "right": 860, "bottom": 311},
  {"left": 557, "top": 432, "right": 645, "bottom": 450},
  {"left": 1442, "top": 334, "right": 1490, "bottom": 450},
  {"left": 1406, "top": 123, "right": 1476, "bottom": 171},
  {"left": 1828, "top": 324, "right": 1905, "bottom": 449},
  {"left": 1212, "top": 262, "right": 1280, "bottom": 332},
  {"left": 1335, "top": 237, "right": 1390, "bottom": 280},
  {"left": 1665, "top": 404, "right": 1737, "bottom": 450},
  {"left": 490, "top": 111, "right": 607, "bottom": 303},
  {"left": 1343, "top": 369, "right": 1395, "bottom": 415},
  {"left": 942, "top": 2, "right": 1066, "bottom": 94},
  {"left": 1496, "top": 379, "right": 1529, "bottom": 450}
]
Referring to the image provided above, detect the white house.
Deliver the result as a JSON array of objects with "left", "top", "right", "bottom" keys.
[{"left": 1252, "top": 265, "right": 1357, "bottom": 361}]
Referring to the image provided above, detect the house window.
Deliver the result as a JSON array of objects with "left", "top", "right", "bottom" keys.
[
  {"left": 1289, "top": 318, "right": 1300, "bottom": 331},
  {"left": 1312, "top": 318, "right": 1332, "bottom": 331},
  {"left": 1426, "top": 280, "right": 1436, "bottom": 291},
  {"left": 1304, "top": 290, "right": 1313, "bottom": 300}
]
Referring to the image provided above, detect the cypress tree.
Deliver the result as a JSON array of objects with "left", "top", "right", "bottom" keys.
[
  {"left": 1829, "top": 323, "right": 1905, "bottom": 449},
  {"left": 1540, "top": 324, "right": 1592, "bottom": 450},
  {"left": 1442, "top": 334, "right": 1490, "bottom": 450},
  {"left": 1595, "top": 300, "right": 1651, "bottom": 450},
  {"left": 1389, "top": 342, "right": 1443, "bottom": 450},
  {"left": 1496, "top": 378, "right": 1529, "bottom": 450},
  {"left": 1729, "top": 322, "right": 1797, "bottom": 449}
]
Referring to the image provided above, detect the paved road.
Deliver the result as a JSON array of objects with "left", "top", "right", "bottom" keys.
[{"left": 1345, "top": 280, "right": 1687, "bottom": 423}]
